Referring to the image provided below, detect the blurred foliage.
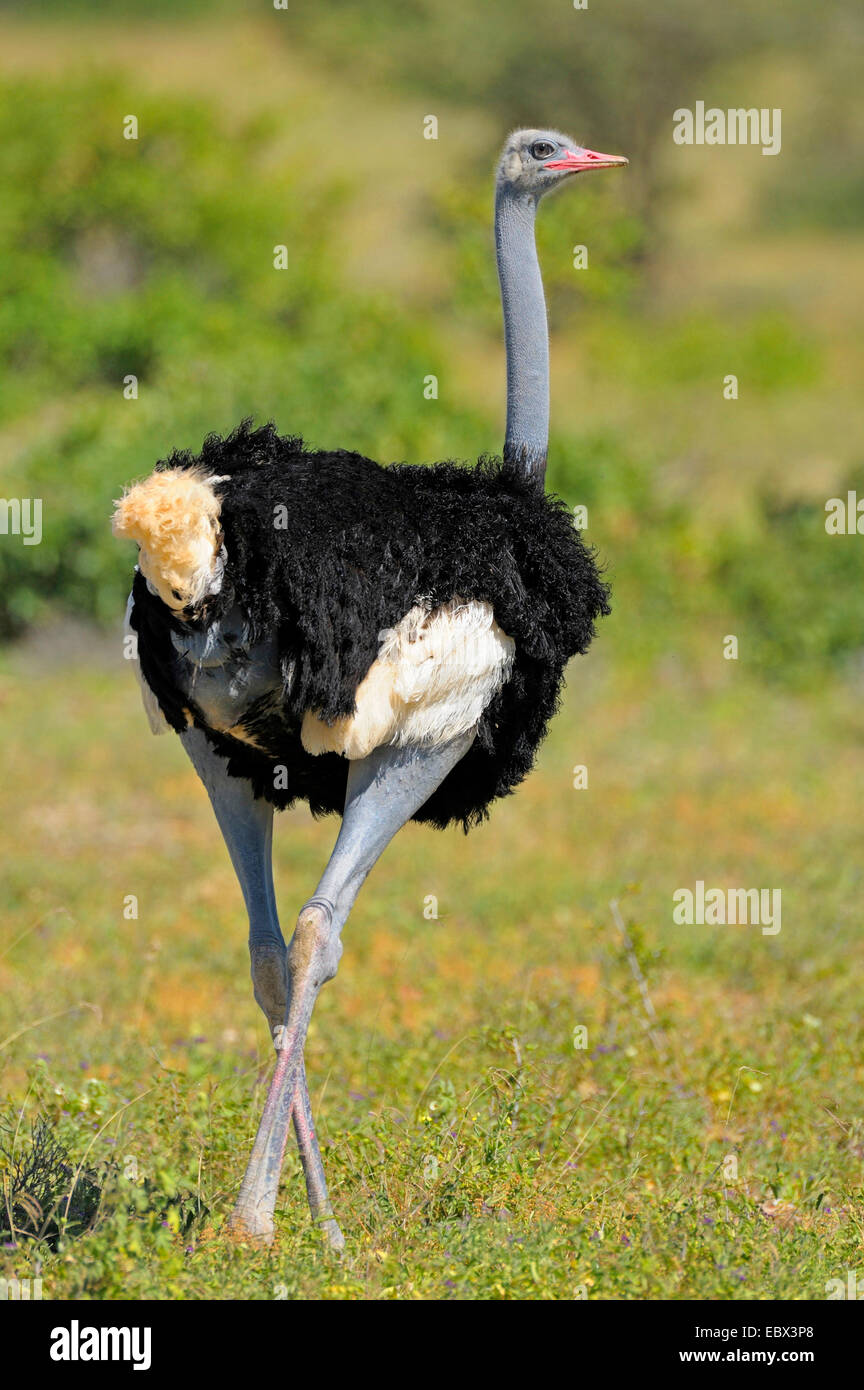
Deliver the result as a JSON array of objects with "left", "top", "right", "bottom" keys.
[
  {"left": 759, "top": 29, "right": 864, "bottom": 230},
  {"left": 6, "top": 0, "right": 859, "bottom": 223},
  {"left": 285, "top": 0, "right": 826, "bottom": 214},
  {"left": 708, "top": 478, "right": 864, "bottom": 684},
  {"left": 0, "top": 75, "right": 489, "bottom": 635},
  {"left": 0, "top": 7, "right": 861, "bottom": 690}
]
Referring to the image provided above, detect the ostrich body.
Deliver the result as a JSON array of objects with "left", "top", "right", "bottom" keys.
[{"left": 113, "top": 130, "right": 626, "bottom": 1248}]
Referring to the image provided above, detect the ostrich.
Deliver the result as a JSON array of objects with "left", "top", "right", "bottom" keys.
[{"left": 112, "top": 129, "right": 626, "bottom": 1250}]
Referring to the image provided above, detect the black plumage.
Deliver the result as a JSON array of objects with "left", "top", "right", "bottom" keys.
[{"left": 130, "top": 420, "right": 610, "bottom": 831}]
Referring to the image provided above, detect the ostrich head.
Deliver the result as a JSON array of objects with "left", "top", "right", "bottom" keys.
[
  {"left": 497, "top": 128, "right": 627, "bottom": 200},
  {"left": 112, "top": 469, "right": 225, "bottom": 616}
]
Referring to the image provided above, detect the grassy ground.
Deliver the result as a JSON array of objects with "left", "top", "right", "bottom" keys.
[{"left": 1, "top": 635, "right": 862, "bottom": 1300}]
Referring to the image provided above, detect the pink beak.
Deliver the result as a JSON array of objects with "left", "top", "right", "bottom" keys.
[{"left": 544, "top": 147, "right": 628, "bottom": 172}]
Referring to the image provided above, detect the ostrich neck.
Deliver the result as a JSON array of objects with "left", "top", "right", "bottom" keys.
[{"left": 495, "top": 184, "right": 549, "bottom": 486}]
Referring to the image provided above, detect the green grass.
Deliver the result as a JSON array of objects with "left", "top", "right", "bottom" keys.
[{"left": 1, "top": 642, "right": 862, "bottom": 1300}]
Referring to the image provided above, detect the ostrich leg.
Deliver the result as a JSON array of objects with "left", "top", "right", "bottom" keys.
[
  {"left": 180, "top": 727, "right": 338, "bottom": 1243},
  {"left": 180, "top": 729, "right": 285, "bottom": 1031},
  {"left": 227, "top": 731, "right": 475, "bottom": 1248}
]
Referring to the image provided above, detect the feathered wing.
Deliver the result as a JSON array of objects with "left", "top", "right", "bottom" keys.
[{"left": 300, "top": 599, "right": 515, "bottom": 760}]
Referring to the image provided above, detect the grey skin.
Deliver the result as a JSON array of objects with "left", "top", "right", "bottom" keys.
[
  {"left": 495, "top": 128, "right": 627, "bottom": 481},
  {"left": 177, "top": 129, "right": 626, "bottom": 1248}
]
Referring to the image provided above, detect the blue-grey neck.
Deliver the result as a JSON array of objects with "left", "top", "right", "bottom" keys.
[{"left": 495, "top": 183, "right": 548, "bottom": 486}]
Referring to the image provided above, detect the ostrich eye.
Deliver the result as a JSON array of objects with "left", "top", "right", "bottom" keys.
[{"left": 530, "top": 140, "right": 556, "bottom": 161}]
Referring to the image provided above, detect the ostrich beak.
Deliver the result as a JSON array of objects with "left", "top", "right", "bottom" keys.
[{"left": 544, "top": 148, "right": 628, "bottom": 173}]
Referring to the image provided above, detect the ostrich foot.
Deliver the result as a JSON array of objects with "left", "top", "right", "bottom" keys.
[
  {"left": 292, "top": 1066, "right": 345, "bottom": 1253},
  {"left": 318, "top": 1218, "right": 345, "bottom": 1252},
  {"left": 227, "top": 1063, "right": 345, "bottom": 1253},
  {"left": 224, "top": 1205, "right": 343, "bottom": 1253},
  {"left": 224, "top": 1208, "right": 276, "bottom": 1247}
]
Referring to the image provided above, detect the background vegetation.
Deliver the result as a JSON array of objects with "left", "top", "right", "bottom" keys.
[{"left": 0, "top": 2, "right": 862, "bottom": 1300}]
